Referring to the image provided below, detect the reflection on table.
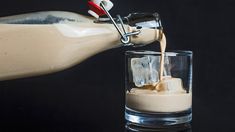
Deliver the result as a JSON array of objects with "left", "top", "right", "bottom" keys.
[{"left": 125, "top": 122, "right": 192, "bottom": 132}]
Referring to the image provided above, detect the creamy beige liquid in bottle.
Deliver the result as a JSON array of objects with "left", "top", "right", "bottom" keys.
[
  {"left": 0, "top": 11, "right": 162, "bottom": 80},
  {"left": 126, "top": 31, "right": 192, "bottom": 113}
]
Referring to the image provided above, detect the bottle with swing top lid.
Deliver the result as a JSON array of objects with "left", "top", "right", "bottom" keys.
[{"left": 0, "top": 10, "right": 163, "bottom": 80}]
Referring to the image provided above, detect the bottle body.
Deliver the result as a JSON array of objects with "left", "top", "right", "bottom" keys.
[{"left": 0, "top": 22, "right": 123, "bottom": 80}]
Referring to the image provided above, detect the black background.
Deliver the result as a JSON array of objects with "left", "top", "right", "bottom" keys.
[{"left": 0, "top": 0, "right": 234, "bottom": 131}]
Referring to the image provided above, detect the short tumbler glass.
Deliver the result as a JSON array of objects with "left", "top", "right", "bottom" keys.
[{"left": 125, "top": 50, "right": 192, "bottom": 128}]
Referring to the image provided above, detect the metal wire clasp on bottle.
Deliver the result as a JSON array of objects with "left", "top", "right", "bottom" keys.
[{"left": 100, "top": 2, "right": 141, "bottom": 45}]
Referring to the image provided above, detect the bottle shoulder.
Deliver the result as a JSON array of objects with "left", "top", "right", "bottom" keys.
[{"left": 0, "top": 11, "right": 95, "bottom": 24}]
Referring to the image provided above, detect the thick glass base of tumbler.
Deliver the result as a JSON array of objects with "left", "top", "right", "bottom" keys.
[{"left": 125, "top": 107, "right": 192, "bottom": 128}]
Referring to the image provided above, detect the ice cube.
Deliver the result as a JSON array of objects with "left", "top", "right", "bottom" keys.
[
  {"left": 155, "top": 78, "right": 185, "bottom": 93},
  {"left": 131, "top": 55, "right": 171, "bottom": 87}
]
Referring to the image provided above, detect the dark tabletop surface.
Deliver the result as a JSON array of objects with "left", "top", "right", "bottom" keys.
[{"left": 1, "top": 0, "right": 235, "bottom": 131}]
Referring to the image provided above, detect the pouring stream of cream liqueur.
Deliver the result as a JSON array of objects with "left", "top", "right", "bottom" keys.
[{"left": 126, "top": 31, "right": 192, "bottom": 113}]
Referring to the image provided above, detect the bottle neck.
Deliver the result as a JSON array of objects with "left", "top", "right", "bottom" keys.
[
  {"left": 129, "top": 27, "right": 162, "bottom": 46},
  {"left": 95, "top": 12, "right": 163, "bottom": 46}
]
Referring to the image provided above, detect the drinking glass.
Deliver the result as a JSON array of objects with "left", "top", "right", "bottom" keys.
[{"left": 125, "top": 50, "right": 193, "bottom": 128}]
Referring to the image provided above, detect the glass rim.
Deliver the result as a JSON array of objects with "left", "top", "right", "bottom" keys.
[{"left": 125, "top": 50, "right": 192, "bottom": 56}]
